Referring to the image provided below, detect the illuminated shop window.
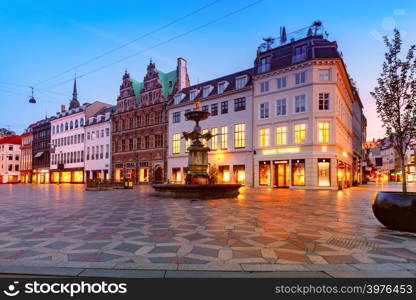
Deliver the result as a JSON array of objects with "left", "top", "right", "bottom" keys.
[
  {"left": 318, "top": 158, "right": 330, "bottom": 187},
  {"left": 73, "top": 171, "right": 83, "bottom": 183},
  {"left": 259, "top": 161, "right": 271, "bottom": 186},
  {"left": 292, "top": 159, "right": 305, "bottom": 186}
]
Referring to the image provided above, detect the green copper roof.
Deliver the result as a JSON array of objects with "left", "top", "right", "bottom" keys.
[
  {"left": 131, "top": 79, "right": 143, "bottom": 104},
  {"left": 130, "top": 69, "right": 177, "bottom": 104},
  {"left": 157, "top": 69, "right": 177, "bottom": 99}
]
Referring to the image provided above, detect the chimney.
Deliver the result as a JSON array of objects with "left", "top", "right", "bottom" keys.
[
  {"left": 61, "top": 105, "right": 66, "bottom": 112},
  {"left": 177, "top": 57, "right": 190, "bottom": 92}
]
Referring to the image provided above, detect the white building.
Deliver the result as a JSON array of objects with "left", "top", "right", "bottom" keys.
[
  {"left": 252, "top": 26, "right": 356, "bottom": 189},
  {"left": 0, "top": 135, "right": 22, "bottom": 183},
  {"left": 168, "top": 69, "right": 254, "bottom": 186},
  {"left": 50, "top": 80, "right": 112, "bottom": 183},
  {"left": 84, "top": 105, "right": 116, "bottom": 181}
]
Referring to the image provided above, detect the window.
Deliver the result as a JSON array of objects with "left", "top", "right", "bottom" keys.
[
  {"left": 172, "top": 112, "right": 181, "bottom": 123},
  {"left": 277, "top": 77, "right": 287, "bottom": 89},
  {"left": 234, "top": 97, "right": 246, "bottom": 112},
  {"left": 211, "top": 128, "right": 218, "bottom": 150},
  {"left": 70, "top": 121, "right": 73, "bottom": 129},
  {"left": 319, "top": 70, "right": 330, "bottom": 81},
  {"left": 221, "top": 101, "right": 228, "bottom": 114},
  {"left": 217, "top": 82, "right": 226, "bottom": 94},
  {"left": 294, "top": 95, "right": 306, "bottom": 113},
  {"left": 276, "top": 126, "right": 287, "bottom": 145},
  {"left": 220, "top": 126, "right": 228, "bottom": 149},
  {"left": 259, "top": 128, "right": 269, "bottom": 147},
  {"left": 293, "top": 45, "right": 307, "bottom": 63},
  {"left": 174, "top": 95, "right": 182, "bottom": 105},
  {"left": 211, "top": 103, "right": 218, "bottom": 116},
  {"left": 294, "top": 123, "right": 306, "bottom": 144},
  {"left": 185, "top": 136, "right": 191, "bottom": 152},
  {"left": 129, "top": 138, "right": 134, "bottom": 151},
  {"left": 145, "top": 136, "right": 150, "bottom": 149},
  {"left": 292, "top": 159, "right": 305, "bottom": 186},
  {"left": 234, "top": 123, "right": 246, "bottom": 148},
  {"left": 203, "top": 86, "right": 211, "bottom": 98},
  {"left": 155, "top": 134, "right": 163, "bottom": 148},
  {"left": 259, "top": 161, "right": 271, "bottom": 185},
  {"left": 189, "top": 90, "right": 197, "bottom": 101},
  {"left": 172, "top": 133, "right": 181, "bottom": 154},
  {"left": 235, "top": 76, "right": 247, "bottom": 89},
  {"left": 276, "top": 98, "right": 287, "bottom": 116},
  {"left": 258, "top": 56, "right": 271, "bottom": 73},
  {"left": 106, "top": 144, "right": 109, "bottom": 158},
  {"left": 87, "top": 132, "right": 90, "bottom": 140},
  {"left": 75, "top": 120, "right": 78, "bottom": 128},
  {"left": 202, "top": 105, "right": 209, "bottom": 112},
  {"left": 259, "top": 102, "right": 269, "bottom": 119},
  {"left": 295, "top": 71, "right": 306, "bottom": 85},
  {"left": 80, "top": 118, "right": 84, "bottom": 126},
  {"left": 318, "top": 122, "right": 330, "bottom": 143},
  {"left": 319, "top": 93, "right": 330, "bottom": 110},
  {"left": 201, "top": 129, "right": 208, "bottom": 147},
  {"left": 155, "top": 111, "right": 163, "bottom": 124},
  {"left": 106, "top": 128, "right": 110, "bottom": 136},
  {"left": 65, "top": 122, "right": 68, "bottom": 130},
  {"left": 318, "top": 158, "right": 330, "bottom": 186},
  {"left": 260, "top": 81, "right": 269, "bottom": 93}
]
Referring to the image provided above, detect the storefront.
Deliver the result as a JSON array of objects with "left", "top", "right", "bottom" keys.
[
  {"left": 138, "top": 162, "right": 149, "bottom": 183},
  {"left": 273, "top": 160, "right": 290, "bottom": 188},
  {"left": 20, "top": 171, "right": 32, "bottom": 183},
  {"left": 32, "top": 169, "right": 50, "bottom": 184},
  {"left": 50, "top": 169, "right": 84, "bottom": 183}
]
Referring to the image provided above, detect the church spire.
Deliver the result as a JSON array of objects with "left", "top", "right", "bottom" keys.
[{"left": 69, "top": 75, "right": 80, "bottom": 109}]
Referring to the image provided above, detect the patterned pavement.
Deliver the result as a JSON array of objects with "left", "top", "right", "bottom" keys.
[{"left": 0, "top": 182, "right": 415, "bottom": 271}]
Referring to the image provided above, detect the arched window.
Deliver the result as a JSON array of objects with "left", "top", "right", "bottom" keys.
[
  {"left": 65, "top": 122, "right": 68, "bottom": 130},
  {"left": 56, "top": 125, "right": 59, "bottom": 133},
  {"left": 75, "top": 120, "right": 78, "bottom": 128},
  {"left": 80, "top": 118, "right": 84, "bottom": 126},
  {"left": 60, "top": 124, "right": 63, "bottom": 132},
  {"left": 70, "top": 121, "right": 73, "bottom": 129}
]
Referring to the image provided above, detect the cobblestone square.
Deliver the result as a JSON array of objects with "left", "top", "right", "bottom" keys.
[{"left": 0, "top": 183, "right": 415, "bottom": 277}]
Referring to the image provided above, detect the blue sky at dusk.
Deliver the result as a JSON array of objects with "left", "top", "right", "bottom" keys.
[{"left": 0, "top": 0, "right": 415, "bottom": 139}]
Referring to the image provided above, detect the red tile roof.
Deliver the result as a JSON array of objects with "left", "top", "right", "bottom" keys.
[{"left": 0, "top": 135, "right": 22, "bottom": 145}]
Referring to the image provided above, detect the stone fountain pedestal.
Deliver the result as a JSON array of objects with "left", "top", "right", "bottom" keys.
[{"left": 152, "top": 101, "right": 241, "bottom": 199}]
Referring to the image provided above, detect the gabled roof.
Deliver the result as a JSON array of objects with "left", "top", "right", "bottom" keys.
[
  {"left": 157, "top": 69, "right": 177, "bottom": 99},
  {"left": 131, "top": 79, "right": 143, "bottom": 104},
  {"left": 0, "top": 135, "right": 22, "bottom": 145}
]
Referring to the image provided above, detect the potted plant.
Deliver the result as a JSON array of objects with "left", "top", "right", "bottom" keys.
[{"left": 370, "top": 29, "right": 416, "bottom": 232}]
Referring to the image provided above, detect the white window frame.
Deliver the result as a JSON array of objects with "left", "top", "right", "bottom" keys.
[
  {"left": 295, "top": 71, "right": 306, "bottom": 85},
  {"left": 189, "top": 89, "right": 198, "bottom": 101},
  {"left": 319, "top": 69, "right": 330, "bottom": 81},
  {"left": 276, "top": 98, "right": 287, "bottom": 116},
  {"left": 217, "top": 81, "right": 227, "bottom": 94},
  {"left": 259, "top": 102, "right": 269, "bottom": 119},
  {"left": 276, "top": 76, "right": 287, "bottom": 89},
  {"left": 202, "top": 85, "right": 213, "bottom": 98},
  {"left": 260, "top": 81, "right": 269, "bottom": 93},
  {"left": 235, "top": 75, "right": 248, "bottom": 89},
  {"left": 318, "top": 92, "right": 330, "bottom": 111},
  {"left": 294, "top": 94, "right": 307, "bottom": 114}
]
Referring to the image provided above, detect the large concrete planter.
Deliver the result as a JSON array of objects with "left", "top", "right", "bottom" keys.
[{"left": 372, "top": 191, "right": 416, "bottom": 232}]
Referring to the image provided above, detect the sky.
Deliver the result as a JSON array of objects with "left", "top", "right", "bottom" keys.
[{"left": 0, "top": 0, "right": 415, "bottom": 140}]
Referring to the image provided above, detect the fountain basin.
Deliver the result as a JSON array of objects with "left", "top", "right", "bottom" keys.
[{"left": 152, "top": 184, "right": 242, "bottom": 199}]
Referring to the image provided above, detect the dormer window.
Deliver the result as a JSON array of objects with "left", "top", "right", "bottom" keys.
[
  {"left": 174, "top": 94, "right": 182, "bottom": 105},
  {"left": 258, "top": 56, "right": 271, "bottom": 73},
  {"left": 189, "top": 90, "right": 198, "bottom": 101},
  {"left": 235, "top": 76, "right": 248, "bottom": 89},
  {"left": 293, "top": 44, "right": 307, "bottom": 63},
  {"left": 202, "top": 86, "right": 212, "bottom": 98},
  {"left": 217, "top": 81, "right": 227, "bottom": 94}
]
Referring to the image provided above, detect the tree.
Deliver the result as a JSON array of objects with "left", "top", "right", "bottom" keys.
[{"left": 371, "top": 29, "right": 416, "bottom": 193}]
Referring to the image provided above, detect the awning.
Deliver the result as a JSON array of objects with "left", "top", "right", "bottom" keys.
[{"left": 34, "top": 152, "right": 44, "bottom": 158}]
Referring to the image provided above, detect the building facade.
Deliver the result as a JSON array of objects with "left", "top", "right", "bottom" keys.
[
  {"left": 167, "top": 69, "right": 254, "bottom": 186},
  {"left": 20, "top": 124, "right": 34, "bottom": 183},
  {"left": 50, "top": 80, "right": 111, "bottom": 183},
  {"left": 252, "top": 26, "right": 356, "bottom": 189},
  {"left": 112, "top": 58, "right": 189, "bottom": 183},
  {"left": 352, "top": 88, "right": 366, "bottom": 185},
  {"left": 0, "top": 135, "right": 22, "bottom": 183},
  {"left": 84, "top": 105, "right": 116, "bottom": 181},
  {"left": 32, "top": 118, "right": 53, "bottom": 184}
]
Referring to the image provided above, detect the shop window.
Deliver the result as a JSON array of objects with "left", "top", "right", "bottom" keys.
[
  {"left": 259, "top": 161, "right": 271, "bottom": 186},
  {"left": 219, "top": 166, "right": 230, "bottom": 183},
  {"left": 139, "top": 168, "right": 149, "bottom": 182},
  {"left": 73, "top": 171, "right": 83, "bottom": 183},
  {"left": 292, "top": 159, "right": 305, "bottom": 186},
  {"left": 233, "top": 165, "right": 245, "bottom": 185},
  {"left": 318, "top": 158, "right": 330, "bottom": 187},
  {"left": 172, "top": 168, "right": 181, "bottom": 183}
]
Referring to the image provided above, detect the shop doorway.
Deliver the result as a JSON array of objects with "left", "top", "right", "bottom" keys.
[{"left": 273, "top": 160, "right": 290, "bottom": 188}]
